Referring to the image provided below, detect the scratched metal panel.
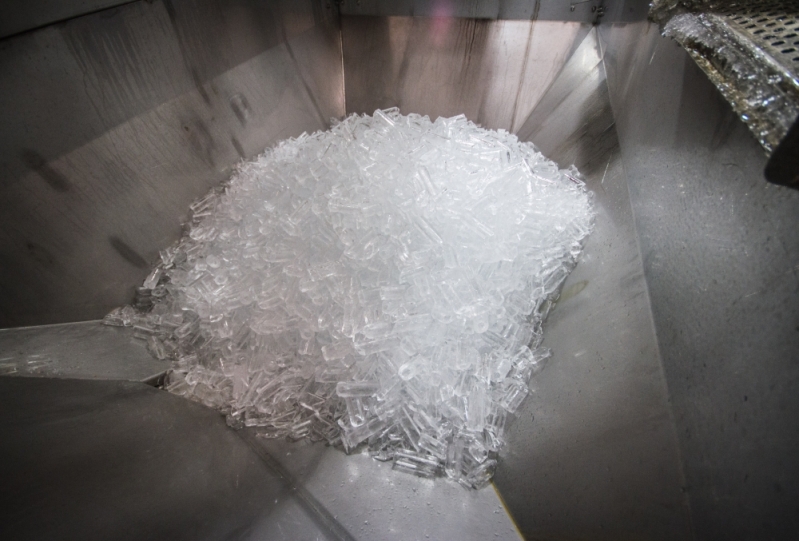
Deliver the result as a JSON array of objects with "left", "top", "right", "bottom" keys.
[
  {"left": 0, "top": 0, "right": 344, "bottom": 327},
  {"left": 342, "top": 16, "right": 590, "bottom": 132},
  {"left": 496, "top": 29, "right": 690, "bottom": 540}
]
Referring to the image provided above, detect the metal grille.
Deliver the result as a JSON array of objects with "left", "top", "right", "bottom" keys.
[{"left": 711, "top": 1, "right": 799, "bottom": 70}]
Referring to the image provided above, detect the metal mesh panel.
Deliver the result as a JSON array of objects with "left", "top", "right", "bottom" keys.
[
  {"left": 655, "top": 1, "right": 799, "bottom": 156},
  {"left": 715, "top": 0, "right": 799, "bottom": 70}
]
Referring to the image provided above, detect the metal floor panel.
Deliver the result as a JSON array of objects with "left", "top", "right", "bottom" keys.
[
  {"left": 248, "top": 433, "right": 522, "bottom": 541},
  {"left": 0, "top": 375, "right": 521, "bottom": 541},
  {"left": 716, "top": 0, "right": 799, "bottom": 71}
]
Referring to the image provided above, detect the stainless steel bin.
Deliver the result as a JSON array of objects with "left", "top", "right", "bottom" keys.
[{"left": 1, "top": 1, "right": 797, "bottom": 539}]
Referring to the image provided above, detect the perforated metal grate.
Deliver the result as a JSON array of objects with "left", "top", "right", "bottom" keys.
[
  {"left": 711, "top": 1, "right": 799, "bottom": 71},
  {"left": 653, "top": 0, "right": 799, "bottom": 161}
]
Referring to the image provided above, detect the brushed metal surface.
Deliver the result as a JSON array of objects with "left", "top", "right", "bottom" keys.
[
  {"left": 494, "top": 29, "right": 691, "bottom": 540},
  {"left": 246, "top": 432, "right": 523, "bottom": 541},
  {"left": 2, "top": 4, "right": 797, "bottom": 539},
  {"left": 0, "top": 320, "right": 164, "bottom": 381},
  {"left": 600, "top": 4, "right": 799, "bottom": 538},
  {"left": 0, "top": 0, "right": 344, "bottom": 327},
  {"left": 765, "top": 117, "right": 799, "bottom": 187},
  {"left": 0, "top": 0, "right": 136, "bottom": 39},
  {"left": 516, "top": 27, "right": 618, "bottom": 176},
  {"left": 0, "top": 376, "right": 344, "bottom": 541},
  {"left": 342, "top": 16, "right": 590, "bottom": 132},
  {"left": 339, "top": 0, "right": 606, "bottom": 22},
  {"left": 344, "top": 18, "right": 690, "bottom": 537}
]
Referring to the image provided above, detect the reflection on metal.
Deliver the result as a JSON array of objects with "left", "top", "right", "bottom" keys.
[
  {"left": 600, "top": 9, "right": 799, "bottom": 538},
  {"left": 237, "top": 432, "right": 359, "bottom": 541},
  {"left": 494, "top": 29, "right": 690, "bottom": 540},
  {"left": 516, "top": 28, "right": 617, "bottom": 175},
  {"left": 0, "top": 320, "right": 164, "bottom": 381},
  {"left": 0, "top": 371, "right": 520, "bottom": 540},
  {"left": 243, "top": 431, "right": 522, "bottom": 541},
  {"left": 0, "top": 0, "right": 344, "bottom": 327},
  {"left": 342, "top": 16, "right": 590, "bottom": 131},
  {"left": 339, "top": 0, "right": 604, "bottom": 22},
  {"left": 0, "top": 376, "right": 345, "bottom": 540},
  {"left": 716, "top": 1, "right": 799, "bottom": 73}
]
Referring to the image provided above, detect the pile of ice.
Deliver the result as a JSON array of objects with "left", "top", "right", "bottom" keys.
[{"left": 105, "top": 109, "right": 593, "bottom": 488}]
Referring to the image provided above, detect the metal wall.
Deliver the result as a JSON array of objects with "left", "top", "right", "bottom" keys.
[
  {"left": 1, "top": 0, "right": 135, "bottom": 39},
  {"left": 343, "top": 18, "right": 691, "bottom": 540},
  {"left": 600, "top": 2, "right": 799, "bottom": 538},
  {"left": 338, "top": 0, "right": 605, "bottom": 23},
  {"left": 2, "top": 2, "right": 798, "bottom": 538},
  {"left": 342, "top": 11, "right": 799, "bottom": 538},
  {"left": 0, "top": 0, "right": 344, "bottom": 327},
  {"left": 342, "top": 16, "right": 589, "bottom": 132},
  {"left": 497, "top": 29, "right": 690, "bottom": 540},
  {"left": 0, "top": 376, "right": 347, "bottom": 541}
]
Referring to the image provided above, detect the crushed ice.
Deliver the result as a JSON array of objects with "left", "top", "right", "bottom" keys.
[{"left": 105, "top": 109, "right": 593, "bottom": 488}]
